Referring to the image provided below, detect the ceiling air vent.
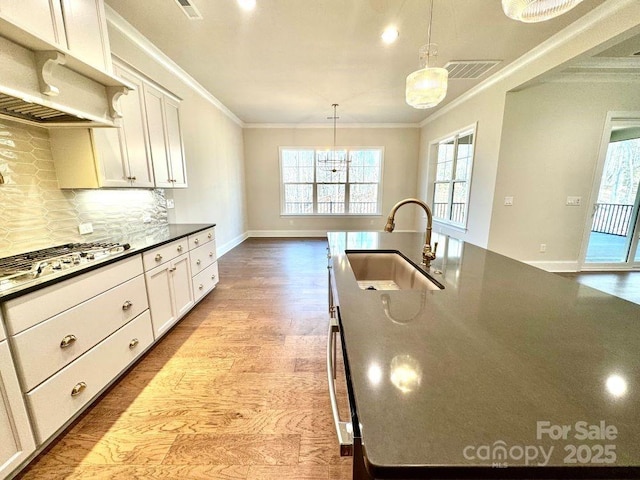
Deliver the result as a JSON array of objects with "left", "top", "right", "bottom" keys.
[
  {"left": 444, "top": 60, "right": 501, "bottom": 79},
  {"left": 174, "top": 0, "right": 203, "bottom": 19}
]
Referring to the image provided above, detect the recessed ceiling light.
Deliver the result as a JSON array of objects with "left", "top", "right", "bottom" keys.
[
  {"left": 381, "top": 27, "right": 399, "bottom": 45},
  {"left": 238, "top": 0, "right": 256, "bottom": 11}
]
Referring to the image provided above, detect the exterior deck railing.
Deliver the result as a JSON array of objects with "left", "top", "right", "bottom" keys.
[{"left": 591, "top": 203, "right": 634, "bottom": 236}]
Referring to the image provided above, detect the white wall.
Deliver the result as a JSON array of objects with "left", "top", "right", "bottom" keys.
[
  {"left": 243, "top": 127, "right": 420, "bottom": 234},
  {"left": 488, "top": 81, "right": 640, "bottom": 266},
  {"left": 107, "top": 20, "right": 248, "bottom": 256},
  {"left": 416, "top": 0, "right": 640, "bottom": 255}
]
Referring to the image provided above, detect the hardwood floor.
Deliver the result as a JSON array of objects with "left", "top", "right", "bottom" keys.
[
  {"left": 558, "top": 271, "right": 640, "bottom": 305},
  {"left": 19, "top": 238, "right": 352, "bottom": 480}
]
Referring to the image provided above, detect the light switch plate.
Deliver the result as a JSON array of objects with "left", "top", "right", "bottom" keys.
[
  {"left": 166, "top": 198, "right": 175, "bottom": 209},
  {"left": 566, "top": 196, "right": 582, "bottom": 206}
]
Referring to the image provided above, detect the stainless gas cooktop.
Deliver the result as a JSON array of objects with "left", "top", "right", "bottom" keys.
[{"left": 0, "top": 242, "right": 131, "bottom": 293}]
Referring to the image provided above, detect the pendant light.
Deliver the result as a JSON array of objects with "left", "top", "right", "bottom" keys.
[
  {"left": 502, "top": 0, "right": 584, "bottom": 23},
  {"left": 405, "top": 0, "right": 448, "bottom": 109},
  {"left": 318, "top": 104, "right": 348, "bottom": 174}
]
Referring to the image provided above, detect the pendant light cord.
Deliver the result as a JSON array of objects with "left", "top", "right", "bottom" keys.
[{"left": 426, "top": 0, "right": 434, "bottom": 67}]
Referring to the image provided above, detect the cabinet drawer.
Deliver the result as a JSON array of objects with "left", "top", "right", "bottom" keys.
[
  {"left": 26, "top": 311, "right": 153, "bottom": 444},
  {"left": 188, "top": 227, "right": 215, "bottom": 250},
  {"left": 3, "top": 255, "right": 143, "bottom": 335},
  {"left": 189, "top": 241, "right": 217, "bottom": 275},
  {"left": 142, "top": 238, "right": 188, "bottom": 271},
  {"left": 12, "top": 275, "right": 148, "bottom": 392},
  {"left": 192, "top": 261, "right": 219, "bottom": 303}
]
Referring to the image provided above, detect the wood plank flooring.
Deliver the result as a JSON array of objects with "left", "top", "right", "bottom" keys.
[
  {"left": 18, "top": 238, "right": 352, "bottom": 480},
  {"left": 558, "top": 271, "right": 640, "bottom": 305}
]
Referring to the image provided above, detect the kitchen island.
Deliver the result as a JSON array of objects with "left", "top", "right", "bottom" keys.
[{"left": 327, "top": 231, "right": 640, "bottom": 479}]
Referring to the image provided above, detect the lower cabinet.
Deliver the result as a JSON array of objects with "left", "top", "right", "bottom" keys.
[
  {"left": 145, "top": 252, "right": 194, "bottom": 338},
  {"left": 26, "top": 311, "right": 153, "bottom": 443},
  {"left": 0, "top": 340, "right": 36, "bottom": 479}
]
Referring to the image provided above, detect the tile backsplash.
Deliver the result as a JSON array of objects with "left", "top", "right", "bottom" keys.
[{"left": 0, "top": 119, "right": 168, "bottom": 257}]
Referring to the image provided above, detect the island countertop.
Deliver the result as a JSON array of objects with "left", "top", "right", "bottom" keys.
[{"left": 327, "top": 231, "right": 640, "bottom": 479}]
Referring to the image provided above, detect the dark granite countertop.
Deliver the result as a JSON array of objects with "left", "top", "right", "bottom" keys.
[
  {"left": 0, "top": 223, "right": 215, "bottom": 301},
  {"left": 327, "top": 231, "right": 640, "bottom": 479}
]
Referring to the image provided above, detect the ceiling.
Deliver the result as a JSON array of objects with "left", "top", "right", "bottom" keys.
[{"left": 104, "top": 0, "right": 608, "bottom": 125}]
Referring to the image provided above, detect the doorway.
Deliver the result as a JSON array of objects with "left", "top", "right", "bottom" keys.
[{"left": 582, "top": 114, "right": 640, "bottom": 270}]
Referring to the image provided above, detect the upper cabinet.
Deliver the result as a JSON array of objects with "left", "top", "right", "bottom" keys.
[
  {"left": 144, "top": 84, "right": 188, "bottom": 188},
  {"left": 51, "top": 60, "right": 187, "bottom": 189},
  {"left": 0, "top": 0, "right": 67, "bottom": 47},
  {"left": 58, "top": 0, "right": 111, "bottom": 72}
]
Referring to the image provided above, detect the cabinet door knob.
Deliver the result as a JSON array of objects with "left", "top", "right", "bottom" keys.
[
  {"left": 60, "top": 334, "right": 77, "bottom": 349},
  {"left": 194, "top": 238, "right": 199, "bottom": 245},
  {"left": 122, "top": 300, "right": 133, "bottom": 310},
  {"left": 155, "top": 253, "right": 163, "bottom": 262},
  {"left": 177, "top": 245, "right": 183, "bottom": 252},
  {"left": 198, "top": 284, "right": 204, "bottom": 290},
  {"left": 208, "top": 233, "right": 212, "bottom": 239},
  {"left": 169, "top": 266, "right": 176, "bottom": 272},
  {"left": 129, "top": 338, "right": 139, "bottom": 349},
  {"left": 211, "top": 275, "right": 216, "bottom": 281},
  {"left": 209, "top": 252, "right": 214, "bottom": 257},
  {"left": 71, "top": 382, "right": 87, "bottom": 397},
  {"left": 196, "top": 259, "right": 201, "bottom": 265}
]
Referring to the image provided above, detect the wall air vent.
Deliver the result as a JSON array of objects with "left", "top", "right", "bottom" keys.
[
  {"left": 174, "top": 0, "right": 203, "bottom": 19},
  {"left": 444, "top": 60, "right": 501, "bottom": 79}
]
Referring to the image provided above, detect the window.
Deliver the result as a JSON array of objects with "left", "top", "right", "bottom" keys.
[
  {"left": 280, "top": 147, "right": 383, "bottom": 215},
  {"left": 432, "top": 127, "right": 475, "bottom": 227}
]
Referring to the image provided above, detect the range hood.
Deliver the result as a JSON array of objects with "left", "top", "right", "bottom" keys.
[{"left": 0, "top": 25, "right": 130, "bottom": 128}]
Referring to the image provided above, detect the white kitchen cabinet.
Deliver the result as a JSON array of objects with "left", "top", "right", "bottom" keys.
[
  {"left": 145, "top": 252, "right": 193, "bottom": 338},
  {"left": 0, "top": 339, "right": 36, "bottom": 478},
  {"left": 59, "top": 0, "right": 111, "bottom": 72},
  {"left": 0, "top": 0, "right": 66, "bottom": 47},
  {"left": 144, "top": 83, "right": 188, "bottom": 188},
  {"left": 90, "top": 63, "right": 154, "bottom": 188}
]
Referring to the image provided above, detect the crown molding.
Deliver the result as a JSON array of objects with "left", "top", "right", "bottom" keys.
[
  {"left": 418, "top": 0, "right": 640, "bottom": 128},
  {"left": 105, "top": 5, "right": 244, "bottom": 128},
  {"left": 244, "top": 122, "right": 420, "bottom": 129}
]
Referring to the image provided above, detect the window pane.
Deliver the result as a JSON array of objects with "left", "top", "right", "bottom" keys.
[
  {"left": 433, "top": 183, "right": 450, "bottom": 220},
  {"left": 282, "top": 149, "right": 314, "bottom": 183},
  {"left": 349, "top": 183, "right": 378, "bottom": 214},
  {"left": 452, "top": 182, "right": 467, "bottom": 224},
  {"left": 455, "top": 157, "right": 469, "bottom": 181},
  {"left": 316, "top": 150, "right": 347, "bottom": 183},
  {"left": 318, "top": 184, "right": 345, "bottom": 214},
  {"left": 349, "top": 150, "right": 381, "bottom": 184},
  {"left": 284, "top": 184, "right": 313, "bottom": 214}
]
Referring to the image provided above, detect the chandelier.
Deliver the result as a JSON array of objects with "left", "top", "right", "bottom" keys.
[
  {"left": 502, "top": 0, "right": 584, "bottom": 22},
  {"left": 405, "top": 0, "right": 448, "bottom": 109},
  {"left": 317, "top": 104, "right": 349, "bottom": 174}
]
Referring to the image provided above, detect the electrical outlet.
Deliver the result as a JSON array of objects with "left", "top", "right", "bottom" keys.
[
  {"left": 504, "top": 196, "right": 514, "bottom": 206},
  {"left": 539, "top": 243, "right": 547, "bottom": 253},
  {"left": 78, "top": 222, "right": 93, "bottom": 235},
  {"left": 166, "top": 198, "right": 175, "bottom": 209},
  {"left": 566, "top": 196, "right": 582, "bottom": 206}
]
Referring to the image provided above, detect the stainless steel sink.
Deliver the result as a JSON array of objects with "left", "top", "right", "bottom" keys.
[{"left": 346, "top": 251, "right": 443, "bottom": 291}]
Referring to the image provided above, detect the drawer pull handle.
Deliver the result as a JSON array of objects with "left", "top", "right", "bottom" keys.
[
  {"left": 208, "top": 233, "right": 212, "bottom": 239},
  {"left": 71, "top": 382, "right": 87, "bottom": 397},
  {"left": 177, "top": 245, "right": 183, "bottom": 252},
  {"left": 122, "top": 300, "right": 133, "bottom": 310},
  {"left": 198, "top": 284, "right": 204, "bottom": 290},
  {"left": 211, "top": 275, "right": 216, "bottom": 281},
  {"left": 194, "top": 238, "right": 199, "bottom": 245},
  {"left": 209, "top": 252, "right": 214, "bottom": 257},
  {"left": 169, "top": 266, "right": 176, "bottom": 272},
  {"left": 196, "top": 259, "right": 201, "bottom": 266},
  {"left": 155, "top": 253, "right": 163, "bottom": 262},
  {"left": 129, "top": 338, "right": 139, "bottom": 349},
  {"left": 60, "top": 334, "right": 77, "bottom": 349}
]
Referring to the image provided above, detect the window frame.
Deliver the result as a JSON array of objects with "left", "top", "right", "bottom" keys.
[
  {"left": 279, "top": 146, "right": 384, "bottom": 216},
  {"left": 430, "top": 124, "right": 476, "bottom": 230}
]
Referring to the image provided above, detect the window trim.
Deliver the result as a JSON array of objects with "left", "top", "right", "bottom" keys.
[
  {"left": 279, "top": 146, "right": 385, "bottom": 216},
  {"left": 429, "top": 123, "right": 477, "bottom": 229}
]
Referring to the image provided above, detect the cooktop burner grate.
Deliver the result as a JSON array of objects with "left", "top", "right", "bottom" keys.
[{"left": 0, "top": 242, "right": 127, "bottom": 276}]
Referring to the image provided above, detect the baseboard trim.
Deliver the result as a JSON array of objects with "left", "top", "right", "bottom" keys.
[
  {"left": 218, "top": 232, "right": 249, "bottom": 257},
  {"left": 525, "top": 261, "right": 580, "bottom": 273},
  {"left": 247, "top": 230, "right": 329, "bottom": 238}
]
